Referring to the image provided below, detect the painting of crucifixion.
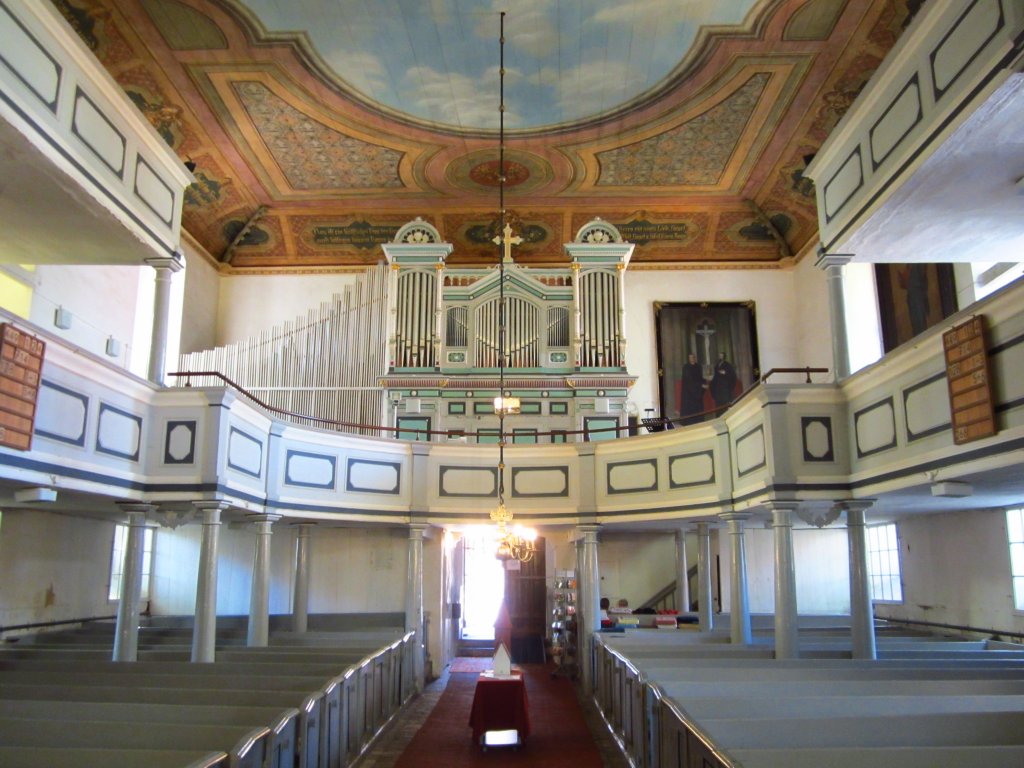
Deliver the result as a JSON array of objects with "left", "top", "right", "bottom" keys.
[{"left": 654, "top": 302, "right": 760, "bottom": 425}]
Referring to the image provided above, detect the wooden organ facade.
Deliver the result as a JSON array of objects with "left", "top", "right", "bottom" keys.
[{"left": 381, "top": 218, "right": 637, "bottom": 443}]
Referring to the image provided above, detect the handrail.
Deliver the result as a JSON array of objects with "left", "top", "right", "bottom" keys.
[
  {"left": 172, "top": 368, "right": 828, "bottom": 441},
  {"left": 0, "top": 614, "right": 116, "bottom": 634},
  {"left": 880, "top": 616, "right": 1024, "bottom": 644},
  {"left": 761, "top": 366, "right": 829, "bottom": 383}
]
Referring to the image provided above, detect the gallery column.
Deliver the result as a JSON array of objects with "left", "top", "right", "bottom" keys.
[
  {"left": 292, "top": 523, "right": 315, "bottom": 633},
  {"left": 247, "top": 513, "right": 280, "bottom": 647},
  {"left": 576, "top": 524, "right": 601, "bottom": 693},
  {"left": 815, "top": 251, "right": 852, "bottom": 380},
  {"left": 696, "top": 522, "right": 714, "bottom": 632},
  {"left": 720, "top": 512, "right": 752, "bottom": 645},
  {"left": 191, "top": 501, "right": 229, "bottom": 663},
  {"left": 675, "top": 528, "right": 691, "bottom": 613},
  {"left": 144, "top": 255, "right": 183, "bottom": 385},
  {"left": 112, "top": 503, "right": 152, "bottom": 662},
  {"left": 768, "top": 502, "right": 801, "bottom": 659},
  {"left": 405, "top": 524, "right": 429, "bottom": 692},
  {"left": 841, "top": 500, "right": 877, "bottom": 659}
]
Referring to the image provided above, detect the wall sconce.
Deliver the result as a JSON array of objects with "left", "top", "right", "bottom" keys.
[{"left": 54, "top": 306, "right": 72, "bottom": 329}]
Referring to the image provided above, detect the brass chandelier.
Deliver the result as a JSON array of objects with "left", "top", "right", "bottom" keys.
[{"left": 490, "top": 11, "right": 534, "bottom": 564}]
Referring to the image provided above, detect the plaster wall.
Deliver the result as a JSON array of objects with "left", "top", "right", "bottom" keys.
[
  {"left": 597, "top": 532, "right": 677, "bottom": 608},
  {"left": 179, "top": 246, "right": 220, "bottom": 355},
  {"left": 149, "top": 523, "right": 408, "bottom": 617},
  {"left": 716, "top": 523, "right": 851, "bottom": 614},
  {"left": 623, "top": 267, "right": 810, "bottom": 417},
  {"left": 216, "top": 271, "right": 364, "bottom": 346},
  {"left": 28, "top": 264, "right": 145, "bottom": 372},
  {"left": 0, "top": 509, "right": 116, "bottom": 629},
  {"left": 875, "top": 509, "right": 1024, "bottom": 637}
]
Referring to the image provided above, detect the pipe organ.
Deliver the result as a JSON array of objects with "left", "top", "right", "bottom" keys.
[
  {"left": 383, "top": 217, "right": 637, "bottom": 442},
  {"left": 174, "top": 217, "right": 636, "bottom": 442}
]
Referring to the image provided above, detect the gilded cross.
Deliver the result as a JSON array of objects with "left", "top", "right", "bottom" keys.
[{"left": 493, "top": 222, "right": 523, "bottom": 264}]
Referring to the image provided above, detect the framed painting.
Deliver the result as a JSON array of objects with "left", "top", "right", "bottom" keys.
[
  {"left": 875, "top": 264, "right": 958, "bottom": 352},
  {"left": 654, "top": 302, "right": 760, "bottom": 425}
]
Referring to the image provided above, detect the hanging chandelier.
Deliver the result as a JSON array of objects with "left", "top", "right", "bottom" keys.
[{"left": 490, "top": 11, "right": 533, "bottom": 564}]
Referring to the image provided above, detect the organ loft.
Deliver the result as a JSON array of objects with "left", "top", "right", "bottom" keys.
[{"left": 380, "top": 217, "right": 638, "bottom": 442}]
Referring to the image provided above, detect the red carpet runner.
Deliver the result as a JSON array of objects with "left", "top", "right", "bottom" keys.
[{"left": 393, "top": 664, "right": 605, "bottom": 767}]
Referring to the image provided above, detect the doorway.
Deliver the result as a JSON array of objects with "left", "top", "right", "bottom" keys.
[{"left": 460, "top": 528, "right": 506, "bottom": 640}]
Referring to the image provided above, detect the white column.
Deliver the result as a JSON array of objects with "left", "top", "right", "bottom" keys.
[
  {"left": 841, "top": 500, "right": 877, "bottom": 659},
  {"left": 675, "top": 528, "right": 691, "bottom": 613},
  {"left": 406, "top": 524, "right": 429, "bottom": 692},
  {"left": 247, "top": 513, "right": 280, "bottom": 647},
  {"left": 144, "top": 255, "right": 183, "bottom": 385},
  {"left": 191, "top": 501, "right": 228, "bottom": 663},
  {"left": 769, "top": 502, "right": 801, "bottom": 659},
  {"left": 571, "top": 262, "right": 582, "bottom": 366},
  {"left": 576, "top": 525, "right": 601, "bottom": 693},
  {"left": 720, "top": 512, "right": 752, "bottom": 645},
  {"left": 292, "top": 523, "right": 315, "bottom": 633},
  {"left": 815, "top": 251, "right": 852, "bottom": 380},
  {"left": 696, "top": 522, "right": 714, "bottom": 632},
  {"left": 112, "top": 504, "right": 152, "bottom": 662}
]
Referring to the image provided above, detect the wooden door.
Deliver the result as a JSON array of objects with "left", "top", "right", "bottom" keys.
[{"left": 503, "top": 537, "right": 547, "bottom": 663}]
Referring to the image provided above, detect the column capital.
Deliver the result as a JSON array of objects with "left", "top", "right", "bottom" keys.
[
  {"left": 246, "top": 513, "right": 282, "bottom": 528},
  {"left": 192, "top": 500, "right": 231, "bottom": 524},
  {"left": 836, "top": 499, "right": 876, "bottom": 526},
  {"left": 145, "top": 255, "right": 184, "bottom": 273},
  {"left": 291, "top": 521, "right": 317, "bottom": 533},
  {"left": 573, "top": 524, "right": 601, "bottom": 542},
  {"left": 116, "top": 501, "right": 156, "bottom": 519},
  {"left": 407, "top": 523, "right": 431, "bottom": 538},
  {"left": 814, "top": 250, "right": 854, "bottom": 270},
  {"left": 718, "top": 511, "right": 751, "bottom": 524}
]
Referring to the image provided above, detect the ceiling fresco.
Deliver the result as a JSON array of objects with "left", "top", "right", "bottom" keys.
[{"left": 51, "top": 0, "right": 919, "bottom": 271}]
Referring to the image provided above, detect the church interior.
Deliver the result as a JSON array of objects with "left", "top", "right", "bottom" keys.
[{"left": 1, "top": 0, "right": 1023, "bottom": 766}]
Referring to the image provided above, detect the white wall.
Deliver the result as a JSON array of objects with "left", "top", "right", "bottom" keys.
[
  {"left": 624, "top": 265, "right": 820, "bottom": 416},
  {"left": 0, "top": 508, "right": 117, "bottom": 630},
  {"left": 717, "top": 522, "right": 851, "bottom": 615},
  {"left": 29, "top": 264, "right": 146, "bottom": 373},
  {"left": 179, "top": 244, "right": 220, "bottom": 355},
  {"left": 149, "top": 523, "right": 408, "bottom": 617},
  {"left": 597, "top": 531, "right": 677, "bottom": 607},
  {"left": 875, "top": 510, "right": 1024, "bottom": 636},
  {"left": 217, "top": 272, "right": 364, "bottom": 346}
]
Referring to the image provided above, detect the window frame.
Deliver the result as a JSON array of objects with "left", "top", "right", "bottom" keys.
[
  {"left": 1007, "top": 507, "right": 1024, "bottom": 613},
  {"left": 865, "top": 522, "right": 903, "bottom": 604}
]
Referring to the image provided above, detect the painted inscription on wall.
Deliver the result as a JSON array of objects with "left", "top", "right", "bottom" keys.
[
  {"left": 310, "top": 221, "right": 400, "bottom": 249},
  {"left": 943, "top": 316, "right": 996, "bottom": 445},
  {"left": 0, "top": 324, "right": 45, "bottom": 451},
  {"left": 616, "top": 218, "right": 691, "bottom": 245}
]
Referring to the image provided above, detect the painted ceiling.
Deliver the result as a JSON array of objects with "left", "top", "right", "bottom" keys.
[{"left": 52, "top": 0, "right": 918, "bottom": 270}]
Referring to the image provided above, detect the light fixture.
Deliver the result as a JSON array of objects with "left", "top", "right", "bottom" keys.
[{"left": 488, "top": 13, "right": 534, "bottom": 564}]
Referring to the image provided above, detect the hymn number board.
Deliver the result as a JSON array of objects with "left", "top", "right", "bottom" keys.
[
  {"left": 0, "top": 324, "right": 45, "bottom": 451},
  {"left": 942, "top": 316, "right": 996, "bottom": 445}
]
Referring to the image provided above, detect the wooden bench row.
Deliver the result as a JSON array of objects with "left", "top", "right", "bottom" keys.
[{"left": 593, "top": 628, "right": 1024, "bottom": 768}]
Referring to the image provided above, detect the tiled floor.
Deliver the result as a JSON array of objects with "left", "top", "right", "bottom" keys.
[{"left": 356, "top": 664, "right": 629, "bottom": 768}]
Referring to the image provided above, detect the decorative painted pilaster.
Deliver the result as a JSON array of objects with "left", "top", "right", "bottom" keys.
[
  {"left": 576, "top": 524, "right": 601, "bottom": 693},
  {"left": 292, "top": 523, "right": 315, "bottom": 633},
  {"left": 768, "top": 502, "right": 801, "bottom": 659},
  {"left": 406, "top": 524, "right": 429, "bottom": 692},
  {"left": 815, "top": 251, "right": 853, "bottom": 380},
  {"left": 144, "top": 255, "right": 183, "bottom": 385},
  {"left": 112, "top": 504, "right": 153, "bottom": 662},
  {"left": 675, "top": 528, "right": 691, "bottom": 613},
  {"left": 841, "top": 500, "right": 877, "bottom": 659},
  {"left": 696, "top": 522, "right": 714, "bottom": 632},
  {"left": 247, "top": 513, "right": 281, "bottom": 647},
  {"left": 191, "top": 501, "right": 229, "bottom": 663},
  {"left": 720, "top": 512, "right": 752, "bottom": 645}
]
